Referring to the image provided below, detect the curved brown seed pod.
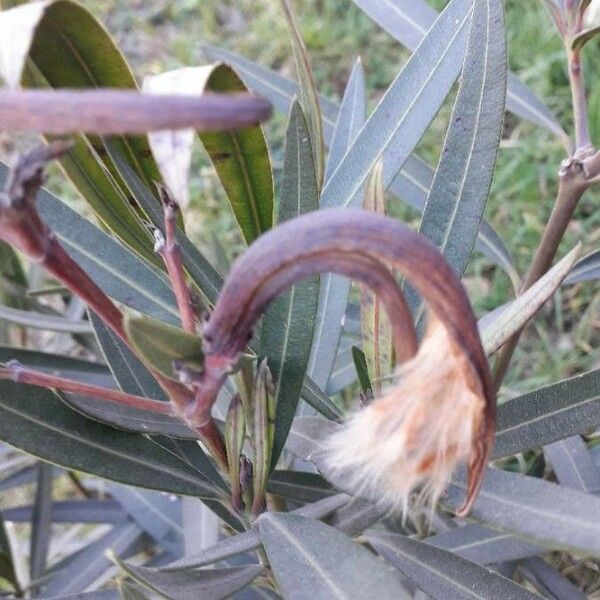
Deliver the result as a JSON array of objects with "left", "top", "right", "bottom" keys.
[{"left": 202, "top": 209, "right": 494, "bottom": 515}]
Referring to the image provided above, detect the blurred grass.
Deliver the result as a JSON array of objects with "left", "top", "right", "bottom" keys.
[{"left": 71, "top": 0, "right": 600, "bottom": 394}]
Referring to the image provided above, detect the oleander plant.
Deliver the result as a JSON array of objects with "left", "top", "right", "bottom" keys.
[{"left": 0, "top": 0, "right": 600, "bottom": 598}]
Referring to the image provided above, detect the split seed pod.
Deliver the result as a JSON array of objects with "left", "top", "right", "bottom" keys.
[{"left": 200, "top": 209, "right": 494, "bottom": 516}]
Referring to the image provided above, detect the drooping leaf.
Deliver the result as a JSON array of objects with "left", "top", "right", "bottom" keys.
[
  {"left": 366, "top": 531, "right": 542, "bottom": 599},
  {"left": 0, "top": 380, "right": 219, "bottom": 497},
  {"left": 260, "top": 101, "right": 319, "bottom": 468},
  {"left": 300, "top": 377, "right": 343, "bottom": 422},
  {"left": 319, "top": 0, "right": 472, "bottom": 209},
  {"left": 258, "top": 513, "right": 408, "bottom": 599},
  {"left": 0, "top": 0, "right": 161, "bottom": 261},
  {"left": 279, "top": 0, "right": 325, "bottom": 190},
  {"left": 446, "top": 467, "right": 600, "bottom": 557},
  {"left": 351, "top": 0, "right": 569, "bottom": 144},
  {"left": 417, "top": 0, "right": 506, "bottom": 280},
  {"left": 124, "top": 313, "right": 204, "bottom": 381},
  {"left": 494, "top": 367, "right": 600, "bottom": 458},
  {"left": 481, "top": 245, "right": 580, "bottom": 354},
  {"left": 144, "top": 64, "right": 273, "bottom": 243},
  {"left": 117, "top": 560, "right": 262, "bottom": 600},
  {"left": 308, "top": 58, "right": 365, "bottom": 391},
  {"left": 200, "top": 45, "right": 518, "bottom": 282},
  {"left": 267, "top": 470, "right": 333, "bottom": 503}
]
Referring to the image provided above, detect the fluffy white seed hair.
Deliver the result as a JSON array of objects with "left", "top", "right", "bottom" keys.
[{"left": 322, "top": 316, "right": 484, "bottom": 515}]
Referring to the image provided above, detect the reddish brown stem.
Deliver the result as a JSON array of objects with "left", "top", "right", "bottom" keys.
[
  {"left": 156, "top": 186, "right": 196, "bottom": 334},
  {"left": 0, "top": 365, "right": 173, "bottom": 414},
  {"left": 0, "top": 90, "right": 271, "bottom": 134}
]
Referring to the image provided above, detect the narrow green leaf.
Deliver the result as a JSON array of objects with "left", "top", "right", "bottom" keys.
[
  {"left": 279, "top": 0, "right": 325, "bottom": 190},
  {"left": 494, "top": 367, "right": 600, "bottom": 458},
  {"left": 120, "top": 582, "right": 151, "bottom": 600},
  {"left": 351, "top": 0, "right": 569, "bottom": 144},
  {"left": 144, "top": 64, "right": 274, "bottom": 244},
  {"left": 0, "top": 380, "right": 218, "bottom": 497},
  {"left": 201, "top": 44, "right": 518, "bottom": 281},
  {"left": 260, "top": 101, "right": 319, "bottom": 468},
  {"left": 320, "top": 0, "right": 472, "bottom": 209},
  {"left": 90, "top": 312, "right": 166, "bottom": 401},
  {"left": 0, "top": 0, "right": 162, "bottom": 261},
  {"left": 446, "top": 467, "right": 600, "bottom": 558},
  {"left": 0, "top": 304, "right": 92, "bottom": 334},
  {"left": 351, "top": 346, "right": 374, "bottom": 400},
  {"left": 481, "top": 245, "right": 580, "bottom": 354},
  {"left": 225, "top": 394, "right": 245, "bottom": 510},
  {"left": 105, "top": 150, "right": 223, "bottom": 305},
  {"left": 361, "top": 162, "right": 393, "bottom": 389},
  {"left": 116, "top": 560, "right": 262, "bottom": 600},
  {"left": 267, "top": 470, "right": 333, "bottom": 503},
  {"left": 366, "top": 531, "right": 542, "bottom": 599},
  {"left": 418, "top": 0, "right": 506, "bottom": 279},
  {"left": 309, "top": 58, "right": 366, "bottom": 390},
  {"left": 29, "top": 462, "right": 53, "bottom": 588},
  {"left": 124, "top": 313, "right": 204, "bottom": 382},
  {"left": 258, "top": 513, "right": 408, "bottom": 599}
]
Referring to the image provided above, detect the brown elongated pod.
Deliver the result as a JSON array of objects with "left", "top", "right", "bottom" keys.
[{"left": 202, "top": 209, "right": 494, "bottom": 515}]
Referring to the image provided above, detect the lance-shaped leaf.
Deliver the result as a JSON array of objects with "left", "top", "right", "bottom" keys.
[
  {"left": 319, "top": 0, "right": 472, "bottom": 209},
  {"left": 365, "top": 531, "right": 543, "bottom": 599},
  {"left": 0, "top": 304, "right": 92, "bottom": 334},
  {"left": 361, "top": 162, "right": 394, "bottom": 389},
  {"left": 481, "top": 245, "right": 580, "bottom": 354},
  {"left": 351, "top": 0, "right": 569, "bottom": 145},
  {"left": 251, "top": 360, "right": 275, "bottom": 515},
  {"left": 144, "top": 65, "right": 273, "bottom": 243},
  {"left": 494, "top": 367, "right": 600, "bottom": 458},
  {"left": 259, "top": 101, "right": 319, "bottom": 468},
  {"left": 0, "top": 380, "right": 218, "bottom": 497},
  {"left": 258, "top": 513, "right": 408, "bottom": 599},
  {"left": 521, "top": 557, "right": 586, "bottom": 600},
  {"left": 427, "top": 523, "right": 541, "bottom": 565},
  {"left": 124, "top": 313, "right": 204, "bottom": 381},
  {"left": 116, "top": 560, "right": 263, "bottom": 600},
  {"left": 446, "top": 467, "right": 600, "bottom": 557},
  {"left": 280, "top": 0, "right": 325, "bottom": 190},
  {"left": 308, "top": 58, "right": 366, "bottom": 391},
  {"left": 225, "top": 394, "right": 245, "bottom": 511},
  {"left": 417, "top": 0, "right": 506, "bottom": 280},
  {"left": 202, "top": 44, "right": 518, "bottom": 281},
  {"left": 29, "top": 462, "right": 53, "bottom": 587},
  {"left": 351, "top": 346, "right": 374, "bottom": 401}
]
